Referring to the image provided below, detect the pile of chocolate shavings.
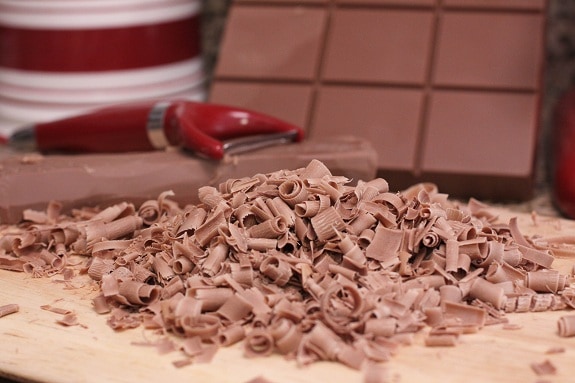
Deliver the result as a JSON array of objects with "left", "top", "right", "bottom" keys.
[{"left": 1, "top": 159, "right": 574, "bottom": 378}]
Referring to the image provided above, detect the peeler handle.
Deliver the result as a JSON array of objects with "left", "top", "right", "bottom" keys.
[{"left": 28, "top": 101, "right": 177, "bottom": 153}]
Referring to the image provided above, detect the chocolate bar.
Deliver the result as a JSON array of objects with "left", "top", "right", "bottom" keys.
[
  {"left": 210, "top": 0, "right": 547, "bottom": 201},
  {"left": 0, "top": 136, "right": 377, "bottom": 224}
]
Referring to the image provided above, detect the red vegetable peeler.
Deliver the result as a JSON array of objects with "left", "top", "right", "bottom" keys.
[{"left": 5, "top": 100, "right": 305, "bottom": 159}]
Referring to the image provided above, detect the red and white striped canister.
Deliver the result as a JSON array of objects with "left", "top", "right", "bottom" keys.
[{"left": 0, "top": 0, "right": 205, "bottom": 126}]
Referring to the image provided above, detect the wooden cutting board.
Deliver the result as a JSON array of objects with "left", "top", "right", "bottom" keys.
[{"left": 1, "top": 207, "right": 574, "bottom": 383}]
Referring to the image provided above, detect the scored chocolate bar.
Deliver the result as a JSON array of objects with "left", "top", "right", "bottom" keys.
[
  {"left": 0, "top": 136, "right": 377, "bottom": 224},
  {"left": 210, "top": 0, "right": 547, "bottom": 201}
]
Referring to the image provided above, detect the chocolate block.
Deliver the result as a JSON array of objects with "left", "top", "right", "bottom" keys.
[
  {"left": 210, "top": 0, "right": 547, "bottom": 201},
  {"left": 0, "top": 136, "right": 377, "bottom": 224}
]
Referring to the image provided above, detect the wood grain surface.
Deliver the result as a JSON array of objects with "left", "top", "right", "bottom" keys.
[{"left": 0, "top": 207, "right": 574, "bottom": 383}]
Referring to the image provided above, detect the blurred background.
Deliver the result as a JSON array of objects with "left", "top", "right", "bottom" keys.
[{"left": 1, "top": 0, "right": 574, "bottom": 208}]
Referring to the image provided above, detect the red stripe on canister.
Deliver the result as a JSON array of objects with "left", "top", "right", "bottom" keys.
[{"left": 0, "top": 14, "right": 201, "bottom": 72}]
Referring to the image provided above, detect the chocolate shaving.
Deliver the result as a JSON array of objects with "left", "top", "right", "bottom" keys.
[
  {"left": 557, "top": 314, "right": 575, "bottom": 337},
  {"left": 40, "top": 304, "right": 72, "bottom": 315},
  {"left": 56, "top": 312, "right": 81, "bottom": 327},
  {"left": 0, "top": 303, "right": 19, "bottom": 318},
  {"left": 530, "top": 359, "right": 557, "bottom": 376},
  {"left": 424, "top": 333, "right": 458, "bottom": 347},
  {"left": 1, "top": 160, "right": 574, "bottom": 378},
  {"left": 244, "top": 376, "right": 276, "bottom": 383},
  {"left": 545, "top": 346, "right": 565, "bottom": 354}
]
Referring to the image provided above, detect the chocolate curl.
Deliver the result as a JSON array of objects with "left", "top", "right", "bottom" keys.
[
  {"left": 131, "top": 263, "right": 155, "bottom": 284},
  {"left": 152, "top": 255, "right": 175, "bottom": 282},
  {"left": 309, "top": 206, "right": 345, "bottom": 242},
  {"left": 217, "top": 293, "right": 254, "bottom": 322},
  {"left": 202, "top": 240, "right": 228, "bottom": 277},
  {"left": 359, "top": 178, "right": 389, "bottom": 201},
  {"left": 0, "top": 304, "right": 19, "bottom": 318},
  {"left": 278, "top": 179, "right": 308, "bottom": 207},
  {"left": 117, "top": 280, "right": 161, "bottom": 306},
  {"left": 180, "top": 313, "right": 220, "bottom": 340},
  {"left": 445, "top": 207, "right": 466, "bottom": 222},
  {"left": 177, "top": 206, "right": 208, "bottom": 235},
  {"left": 526, "top": 270, "right": 567, "bottom": 293},
  {"left": 294, "top": 200, "right": 321, "bottom": 218},
  {"left": 269, "top": 318, "right": 302, "bottom": 355},
  {"left": 91, "top": 239, "right": 131, "bottom": 255},
  {"left": 234, "top": 204, "right": 258, "bottom": 228},
  {"left": 222, "top": 222, "right": 249, "bottom": 253},
  {"left": 557, "top": 315, "right": 575, "bottom": 337},
  {"left": 458, "top": 237, "right": 488, "bottom": 261},
  {"left": 485, "top": 261, "right": 526, "bottom": 284},
  {"left": 217, "top": 324, "right": 245, "bottom": 346},
  {"left": 162, "top": 276, "right": 185, "bottom": 299},
  {"left": 230, "top": 263, "right": 254, "bottom": 287},
  {"left": 248, "top": 216, "right": 288, "bottom": 239},
  {"left": 245, "top": 199, "right": 270, "bottom": 224},
  {"left": 266, "top": 197, "right": 296, "bottom": 226},
  {"left": 468, "top": 277, "right": 507, "bottom": 310},
  {"left": 172, "top": 256, "right": 194, "bottom": 275},
  {"left": 364, "top": 317, "right": 397, "bottom": 338},
  {"left": 439, "top": 285, "right": 464, "bottom": 304},
  {"left": 85, "top": 215, "right": 143, "bottom": 247},
  {"left": 260, "top": 255, "right": 293, "bottom": 286},
  {"left": 294, "top": 216, "right": 315, "bottom": 243},
  {"left": 444, "top": 239, "right": 459, "bottom": 273},
  {"left": 87, "top": 257, "right": 115, "bottom": 281},
  {"left": 357, "top": 228, "right": 375, "bottom": 249},
  {"left": 38, "top": 248, "right": 64, "bottom": 269},
  {"left": 198, "top": 186, "right": 226, "bottom": 209},
  {"left": 50, "top": 226, "right": 80, "bottom": 246},
  {"left": 192, "top": 287, "right": 234, "bottom": 312},
  {"left": 219, "top": 176, "right": 261, "bottom": 194},
  {"left": 302, "top": 321, "right": 366, "bottom": 369},
  {"left": 443, "top": 301, "right": 487, "bottom": 328},
  {"left": 244, "top": 328, "right": 275, "bottom": 357},
  {"left": 171, "top": 236, "right": 204, "bottom": 263},
  {"left": 299, "top": 159, "right": 332, "bottom": 179},
  {"left": 375, "top": 192, "right": 407, "bottom": 216},
  {"left": 425, "top": 334, "right": 458, "bottom": 347},
  {"left": 516, "top": 244, "right": 555, "bottom": 269},
  {"left": 421, "top": 230, "right": 440, "bottom": 248},
  {"left": 339, "top": 235, "right": 367, "bottom": 274},
  {"left": 366, "top": 224, "right": 402, "bottom": 263},
  {"left": 88, "top": 201, "right": 135, "bottom": 224},
  {"left": 246, "top": 237, "right": 277, "bottom": 251},
  {"left": 22, "top": 257, "right": 46, "bottom": 275},
  {"left": 347, "top": 211, "right": 377, "bottom": 236},
  {"left": 502, "top": 246, "right": 523, "bottom": 267},
  {"left": 302, "top": 322, "right": 342, "bottom": 361},
  {"left": 92, "top": 295, "right": 111, "bottom": 315},
  {"left": 195, "top": 209, "right": 226, "bottom": 247},
  {"left": 473, "top": 240, "right": 504, "bottom": 268},
  {"left": 138, "top": 200, "right": 161, "bottom": 225},
  {"left": 320, "top": 283, "right": 364, "bottom": 334}
]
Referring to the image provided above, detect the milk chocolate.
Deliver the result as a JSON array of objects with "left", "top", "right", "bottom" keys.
[
  {"left": 210, "top": 0, "right": 547, "bottom": 201},
  {"left": 0, "top": 136, "right": 377, "bottom": 224}
]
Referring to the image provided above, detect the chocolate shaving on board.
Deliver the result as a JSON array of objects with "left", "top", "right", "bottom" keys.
[
  {"left": 530, "top": 359, "right": 558, "bottom": 376},
  {"left": 557, "top": 314, "right": 575, "bottom": 337},
  {"left": 0, "top": 160, "right": 574, "bottom": 374},
  {"left": 0, "top": 303, "right": 19, "bottom": 318}
]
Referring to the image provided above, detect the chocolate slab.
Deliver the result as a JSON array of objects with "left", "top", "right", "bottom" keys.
[
  {"left": 0, "top": 136, "right": 377, "bottom": 224},
  {"left": 210, "top": 0, "right": 547, "bottom": 201}
]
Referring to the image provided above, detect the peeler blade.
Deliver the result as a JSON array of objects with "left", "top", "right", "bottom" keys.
[{"left": 221, "top": 130, "right": 300, "bottom": 156}]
